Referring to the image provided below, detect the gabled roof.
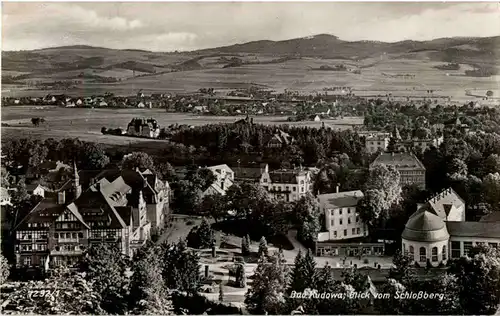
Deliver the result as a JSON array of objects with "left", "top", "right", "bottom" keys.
[
  {"left": 426, "top": 188, "right": 465, "bottom": 219},
  {"left": 207, "top": 164, "right": 233, "bottom": 175},
  {"left": 74, "top": 189, "right": 127, "bottom": 229},
  {"left": 14, "top": 197, "right": 64, "bottom": 230}
]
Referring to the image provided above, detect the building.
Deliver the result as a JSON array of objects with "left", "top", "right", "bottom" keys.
[
  {"left": 396, "top": 136, "right": 444, "bottom": 154},
  {"left": 202, "top": 164, "right": 234, "bottom": 196},
  {"left": 126, "top": 118, "right": 160, "bottom": 138},
  {"left": 12, "top": 167, "right": 169, "bottom": 270},
  {"left": 259, "top": 168, "right": 312, "bottom": 202},
  {"left": 365, "top": 136, "right": 390, "bottom": 154},
  {"left": 233, "top": 163, "right": 269, "bottom": 183},
  {"left": 317, "top": 189, "right": 367, "bottom": 242},
  {"left": 401, "top": 189, "right": 500, "bottom": 267},
  {"left": 370, "top": 152, "right": 426, "bottom": 189},
  {"left": 26, "top": 184, "right": 45, "bottom": 198},
  {"left": 0, "top": 187, "right": 11, "bottom": 206},
  {"left": 92, "top": 168, "right": 170, "bottom": 229},
  {"left": 266, "top": 130, "right": 295, "bottom": 148}
]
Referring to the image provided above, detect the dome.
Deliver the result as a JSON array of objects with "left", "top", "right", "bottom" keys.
[{"left": 402, "top": 209, "right": 449, "bottom": 242}]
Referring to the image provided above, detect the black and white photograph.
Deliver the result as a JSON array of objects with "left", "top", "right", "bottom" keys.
[{"left": 1, "top": 1, "right": 500, "bottom": 315}]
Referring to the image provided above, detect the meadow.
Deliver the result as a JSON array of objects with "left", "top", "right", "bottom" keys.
[
  {"left": 0, "top": 106, "right": 363, "bottom": 144},
  {"left": 3, "top": 56, "right": 499, "bottom": 102}
]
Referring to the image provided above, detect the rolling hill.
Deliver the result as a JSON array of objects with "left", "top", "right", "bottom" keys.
[{"left": 2, "top": 34, "right": 499, "bottom": 96}]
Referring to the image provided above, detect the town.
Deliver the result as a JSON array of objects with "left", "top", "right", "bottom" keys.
[
  {"left": 1, "top": 91, "right": 500, "bottom": 314},
  {"left": 2, "top": 2, "right": 500, "bottom": 315}
]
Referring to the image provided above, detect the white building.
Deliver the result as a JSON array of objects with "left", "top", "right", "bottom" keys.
[
  {"left": 260, "top": 168, "right": 312, "bottom": 202},
  {"left": 317, "top": 190, "right": 367, "bottom": 242},
  {"left": 202, "top": 164, "right": 235, "bottom": 196},
  {"left": 0, "top": 187, "right": 12, "bottom": 206},
  {"left": 402, "top": 188, "right": 500, "bottom": 267},
  {"left": 365, "top": 136, "right": 390, "bottom": 154}
]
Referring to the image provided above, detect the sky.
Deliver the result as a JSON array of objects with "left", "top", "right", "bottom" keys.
[{"left": 2, "top": 2, "right": 500, "bottom": 51}]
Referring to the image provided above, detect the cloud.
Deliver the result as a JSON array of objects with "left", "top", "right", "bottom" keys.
[{"left": 2, "top": 2, "right": 499, "bottom": 51}]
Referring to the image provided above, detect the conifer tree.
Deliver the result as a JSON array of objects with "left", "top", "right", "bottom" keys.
[
  {"left": 258, "top": 236, "right": 269, "bottom": 258},
  {"left": 241, "top": 234, "right": 251, "bottom": 256},
  {"left": 219, "top": 283, "right": 224, "bottom": 302},
  {"left": 235, "top": 263, "right": 247, "bottom": 288}
]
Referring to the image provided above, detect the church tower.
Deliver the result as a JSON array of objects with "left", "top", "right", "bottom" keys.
[{"left": 73, "top": 161, "right": 82, "bottom": 199}]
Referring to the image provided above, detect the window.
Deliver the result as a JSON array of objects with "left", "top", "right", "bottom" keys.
[
  {"left": 333, "top": 231, "right": 337, "bottom": 237},
  {"left": 489, "top": 243, "right": 498, "bottom": 248},
  {"left": 432, "top": 247, "right": 438, "bottom": 262},
  {"left": 403, "top": 243, "right": 406, "bottom": 253},
  {"left": 409, "top": 246, "right": 414, "bottom": 258},
  {"left": 451, "top": 241, "right": 461, "bottom": 258},
  {"left": 464, "top": 242, "right": 473, "bottom": 256},
  {"left": 331, "top": 219, "right": 334, "bottom": 226},
  {"left": 339, "top": 219, "right": 343, "bottom": 225},
  {"left": 442, "top": 245, "right": 447, "bottom": 260},
  {"left": 301, "top": 187, "right": 304, "bottom": 192},
  {"left": 293, "top": 187, "right": 296, "bottom": 192},
  {"left": 348, "top": 208, "right": 351, "bottom": 214},
  {"left": 348, "top": 218, "right": 351, "bottom": 224},
  {"left": 352, "top": 228, "right": 355, "bottom": 235},
  {"left": 339, "top": 209, "right": 343, "bottom": 215},
  {"left": 357, "top": 228, "right": 360, "bottom": 234},
  {"left": 419, "top": 247, "right": 426, "bottom": 262},
  {"left": 263, "top": 179, "right": 267, "bottom": 183},
  {"left": 331, "top": 210, "right": 334, "bottom": 216},
  {"left": 24, "top": 257, "right": 31, "bottom": 266},
  {"left": 344, "top": 229, "right": 347, "bottom": 236},
  {"left": 78, "top": 232, "right": 83, "bottom": 238},
  {"left": 286, "top": 186, "right": 289, "bottom": 191},
  {"left": 300, "top": 180, "right": 304, "bottom": 184},
  {"left": 356, "top": 215, "right": 360, "bottom": 223},
  {"left": 55, "top": 246, "right": 60, "bottom": 251},
  {"left": 54, "top": 233, "right": 59, "bottom": 238}
]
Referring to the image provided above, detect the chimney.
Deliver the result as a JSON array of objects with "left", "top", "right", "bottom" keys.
[
  {"left": 57, "top": 191, "right": 66, "bottom": 205},
  {"left": 336, "top": 184, "right": 340, "bottom": 193}
]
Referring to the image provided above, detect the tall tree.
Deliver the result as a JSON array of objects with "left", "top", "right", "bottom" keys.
[
  {"left": 449, "top": 245, "right": 500, "bottom": 315},
  {"left": 258, "top": 236, "right": 269, "bottom": 258},
  {"left": 293, "top": 193, "right": 321, "bottom": 244},
  {"left": 162, "top": 239, "right": 201, "bottom": 294},
  {"left": 245, "top": 253, "right": 289, "bottom": 314},
  {"left": 79, "top": 243, "right": 131, "bottom": 314},
  {"left": 2, "top": 266, "right": 104, "bottom": 314},
  {"left": 235, "top": 263, "right": 247, "bottom": 288},
  {"left": 120, "top": 151, "right": 155, "bottom": 171},
  {"left": 187, "top": 218, "right": 215, "bottom": 249},
  {"left": 241, "top": 234, "right": 251, "bottom": 256},
  {"left": 388, "top": 249, "right": 416, "bottom": 286},
  {"left": 0, "top": 251, "right": 10, "bottom": 283},
  {"left": 365, "top": 164, "right": 402, "bottom": 207},
  {"left": 198, "top": 194, "right": 227, "bottom": 222},
  {"left": 129, "top": 243, "right": 173, "bottom": 315},
  {"left": 483, "top": 173, "right": 500, "bottom": 213},
  {"left": 374, "top": 278, "right": 407, "bottom": 314}
]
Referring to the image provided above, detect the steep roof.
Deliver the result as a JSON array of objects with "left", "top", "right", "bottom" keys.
[
  {"left": 446, "top": 221, "right": 500, "bottom": 238},
  {"left": 402, "top": 209, "right": 449, "bottom": 242},
  {"left": 371, "top": 152, "right": 425, "bottom": 170},
  {"left": 318, "top": 190, "right": 364, "bottom": 209},
  {"left": 426, "top": 188, "right": 465, "bottom": 219}
]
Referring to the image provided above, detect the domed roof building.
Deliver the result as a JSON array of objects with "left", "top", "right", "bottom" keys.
[
  {"left": 402, "top": 203, "right": 451, "bottom": 267},
  {"left": 401, "top": 188, "right": 500, "bottom": 267}
]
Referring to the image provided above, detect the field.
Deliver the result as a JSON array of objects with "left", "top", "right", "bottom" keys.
[
  {"left": 3, "top": 56, "right": 499, "bottom": 102},
  {"left": 0, "top": 106, "right": 363, "bottom": 144}
]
